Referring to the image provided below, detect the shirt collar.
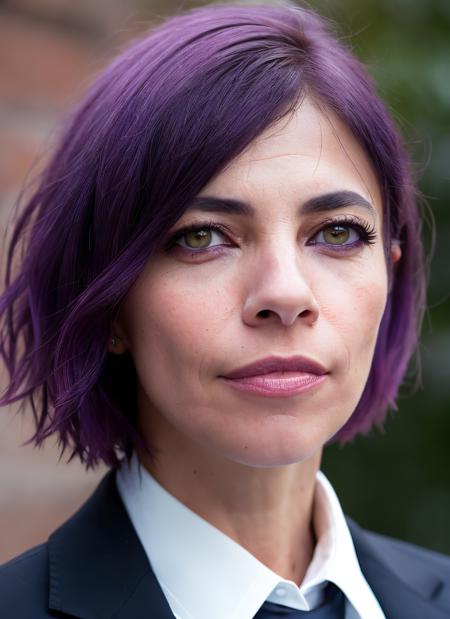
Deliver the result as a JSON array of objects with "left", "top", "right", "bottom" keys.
[{"left": 116, "top": 453, "right": 385, "bottom": 619}]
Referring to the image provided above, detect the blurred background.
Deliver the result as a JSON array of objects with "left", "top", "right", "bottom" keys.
[{"left": 0, "top": 0, "right": 449, "bottom": 564}]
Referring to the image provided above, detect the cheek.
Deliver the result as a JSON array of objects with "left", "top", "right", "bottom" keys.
[
  {"left": 123, "top": 270, "right": 229, "bottom": 379},
  {"left": 318, "top": 259, "right": 388, "bottom": 371},
  {"left": 351, "top": 261, "right": 388, "bottom": 341},
  {"left": 120, "top": 269, "right": 239, "bottom": 448}
]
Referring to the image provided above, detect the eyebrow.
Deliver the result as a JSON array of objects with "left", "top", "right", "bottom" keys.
[{"left": 186, "top": 190, "right": 376, "bottom": 219}]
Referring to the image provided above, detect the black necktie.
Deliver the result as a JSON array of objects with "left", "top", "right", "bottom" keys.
[{"left": 254, "top": 582, "right": 345, "bottom": 618}]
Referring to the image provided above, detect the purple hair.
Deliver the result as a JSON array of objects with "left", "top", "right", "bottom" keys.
[{"left": 0, "top": 3, "right": 425, "bottom": 468}]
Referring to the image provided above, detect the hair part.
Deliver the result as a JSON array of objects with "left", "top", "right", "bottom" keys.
[{"left": 0, "top": 2, "right": 425, "bottom": 468}]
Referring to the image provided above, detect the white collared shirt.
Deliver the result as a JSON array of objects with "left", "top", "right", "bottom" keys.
[{"left": 116, "top": 453, "right": 385, "bottom": 619}]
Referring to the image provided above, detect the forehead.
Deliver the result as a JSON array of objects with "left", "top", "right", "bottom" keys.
[{"left": 199, "top": 97, "right": 383, "bottom": 220}]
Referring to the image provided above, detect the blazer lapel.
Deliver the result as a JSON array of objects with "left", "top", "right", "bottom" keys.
[
  {"left": 46, "top": 470, "right": 450, "bottom": 619},
  {"left": 47, "top": 471, "right": 174, "bottom": 619},
  {"left": 347, "top": 517, "right": 450, "bottom": 619}
]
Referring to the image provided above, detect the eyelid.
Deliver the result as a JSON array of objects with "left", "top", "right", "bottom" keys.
[{"left": 308, "top": 213, "right": 372, "bottom": 231}]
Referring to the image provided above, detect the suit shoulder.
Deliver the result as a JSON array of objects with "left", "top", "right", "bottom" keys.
[
  {"left": 0, "top": 543, "right": 51, "bottom": 618},
  {"left": 368, "top": 529, "right": 450, "bottom": 571},
  {"left": 349, "top": 517, "right": 450, "bottom": 581}
]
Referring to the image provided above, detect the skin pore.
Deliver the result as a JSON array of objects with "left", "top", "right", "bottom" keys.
[{"left": 110, "top": 97, "right": 401, "bottom": 585}]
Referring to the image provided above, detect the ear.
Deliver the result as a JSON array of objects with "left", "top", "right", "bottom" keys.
[
  {"left": 390, "top": 241, "right": 402, "bottom": 264},
  {"left": 107, "top": 316, "right": 130, "bottom": 355}
]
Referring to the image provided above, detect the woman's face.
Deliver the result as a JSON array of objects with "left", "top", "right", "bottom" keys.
[{"left": 114, "top": 98, "right": 399, "bottom": 468}]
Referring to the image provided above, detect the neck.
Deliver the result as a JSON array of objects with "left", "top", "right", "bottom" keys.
[{"left": 138, "top": 430, "right": 321, "bottom": 585}]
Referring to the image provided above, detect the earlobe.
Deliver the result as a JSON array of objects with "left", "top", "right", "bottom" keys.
[
  {"left": 391, "top": 242, "right": 402, "bottom": 264},
  {"left": 108, "top": 335, "right": 128, "bottom": 354},
  {"left": 107, "top": 318, "right": 130, "bottom": 354}
]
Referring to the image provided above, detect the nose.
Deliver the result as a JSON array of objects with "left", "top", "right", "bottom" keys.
[{"left": 242, "top": 245, "right": 320, "bottom": 328}]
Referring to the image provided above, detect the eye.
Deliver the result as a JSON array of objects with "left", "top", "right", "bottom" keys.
[
  {"left": 165, "top": 222, "right": 232, "bottom": 252},
  {"left": 309, "top": 217, "right": 377, "bottom": 249},
  {"left": 316, "top": 224, "right": 359, "bottom": 245},
  {"left": 178, "top": 227, "right": 222, "bottom": 249}
]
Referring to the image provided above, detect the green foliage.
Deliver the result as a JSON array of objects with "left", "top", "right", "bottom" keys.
[{"left": 311, "top": 0, "right": 450, "bottom": 554}]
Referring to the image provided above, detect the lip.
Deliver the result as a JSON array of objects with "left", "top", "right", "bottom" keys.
[
  {"left": 219, "top": 355, "right": 328, "bottom": 398},
  {"left": 220, "top": 355, "right": 327, "bottom": 379}
]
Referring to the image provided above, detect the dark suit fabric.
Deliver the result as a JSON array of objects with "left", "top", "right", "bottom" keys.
[{"left": 1, "top": 471, "right": 449, "bottom": 619}]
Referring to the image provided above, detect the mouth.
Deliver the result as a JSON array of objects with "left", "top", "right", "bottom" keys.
[{"left": 219, "top": 355, "right": 328, "bottom": 398}]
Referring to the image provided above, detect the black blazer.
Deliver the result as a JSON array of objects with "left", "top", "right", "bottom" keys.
[{"left": 1, "top": 471, "right": 449, "bottom": 619}]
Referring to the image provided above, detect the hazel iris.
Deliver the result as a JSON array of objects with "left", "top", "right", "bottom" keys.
[
  {"left": 185, "top": 229, "right": 212, "bottom": 248},
  {"left": 323, "top": 225, "right": 350, "bottom": 245}
]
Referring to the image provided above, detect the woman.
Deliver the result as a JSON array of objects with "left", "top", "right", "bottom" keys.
[{"left": 0, "top": 3, "right": 448, "bottom": 618}]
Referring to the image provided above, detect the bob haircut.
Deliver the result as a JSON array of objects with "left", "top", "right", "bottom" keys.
[{"left": 0, "top": 2, "right": 425, "bottom": 469}]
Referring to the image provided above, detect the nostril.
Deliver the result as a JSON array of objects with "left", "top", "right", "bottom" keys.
[{"left": 258, "top": 310, "right": 271, "bottom": 318}]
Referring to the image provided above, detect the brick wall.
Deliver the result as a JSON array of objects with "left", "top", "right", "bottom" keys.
[{"left": 0, "top": 0, "right": 163, "bottom": 564}]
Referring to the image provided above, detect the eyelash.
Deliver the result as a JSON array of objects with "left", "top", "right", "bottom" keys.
[{"left": 164, "top": 216, "right": 377, "bottom": 256}]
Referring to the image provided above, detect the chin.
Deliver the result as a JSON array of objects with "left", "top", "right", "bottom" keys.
[{"left": 221, "top": 431, "right": 326, "bottom": 468}]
